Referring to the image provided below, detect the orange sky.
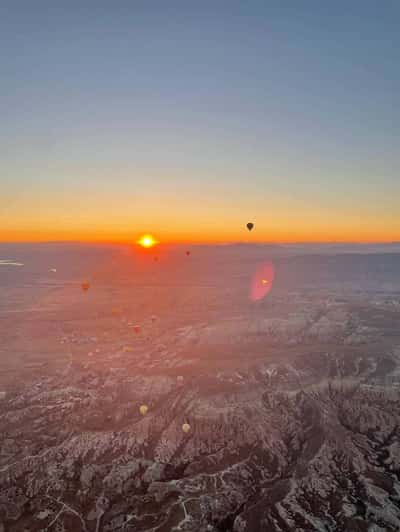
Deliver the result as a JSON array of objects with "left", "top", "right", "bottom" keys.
[
  {"left": 1, "top": 223, "right": 399, "bottom": 245},
  {"left": 2, "top": 161, "right": 399, "bottom": 245}
]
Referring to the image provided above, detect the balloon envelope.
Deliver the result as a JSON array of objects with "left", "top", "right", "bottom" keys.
[
  {"left": 139, "top": 405, "right": 148, "bottom": 416},
  {"left": 123, "top": 346, "right": 133, "bottom": 352},
  {"left": 182, "top": 423, "right": 191, "bottom": 433},
  {"left": 246, "top": 222, "right": 254, "bottom": 231},
  {"left": 133, "top": 325, "right": 141, "bottom": 334},
  {"left": 81, "top": 282, "right": 90, "bottom": 292}
]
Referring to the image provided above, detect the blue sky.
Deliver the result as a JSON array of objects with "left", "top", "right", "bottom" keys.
[{"left": 1, "top": 1, "right": 399, "bottom": 242}]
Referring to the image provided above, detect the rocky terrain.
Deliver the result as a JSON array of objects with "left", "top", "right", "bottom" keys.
[{"left": 1, "top": 245, "right": 400, "bottom": 531}]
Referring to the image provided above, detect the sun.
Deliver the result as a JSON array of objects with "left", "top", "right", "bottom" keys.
[{"left": 137, "top": 234, "right": 158, "bottom": 248}]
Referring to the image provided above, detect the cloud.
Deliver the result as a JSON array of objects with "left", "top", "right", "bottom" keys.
[{"left": 0, "top": 259, "right": 24, "bottom": 266}]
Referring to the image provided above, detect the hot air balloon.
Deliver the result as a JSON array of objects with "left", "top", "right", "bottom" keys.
[
  {"left": 139, "top": 404, "right": 148, "bottom": 416},
  {"left": 246, "top": 222, "right": 254, "bottom": 231},
  {"left": 81, "top": 282, "right": 90, "bottom": 292},
  {"left": 123, "top": 345, "right": 133, "bottom": 352},
  {"left": 50, "top": 268, "right": 57, "bottom": 273},
  {"left": 151, "top": 315, "right": 157, "bottom": 323},
  {"left": 182, "top": 422, "right": 191, "bottom": 433},
  {"left": 133, "top": 325, "right": 141, "bottom": 334},
  {"left": 186, "top": 251, "right": 191, "bottom": 257},
  {"left": 177, "top": 375, "right": 184, "bottom": 383}
]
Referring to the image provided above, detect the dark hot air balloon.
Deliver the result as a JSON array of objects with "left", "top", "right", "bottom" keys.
[
  {"left": 246, "top": 222, "right": 254, "bottom": 231},
  {"left": 186, "top": 251, "right": 191, "bottom": 256}
]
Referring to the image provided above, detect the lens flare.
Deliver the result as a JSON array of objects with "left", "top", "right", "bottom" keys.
[{"left": 250, "top": 261, "right": 275, "bottom": 301}]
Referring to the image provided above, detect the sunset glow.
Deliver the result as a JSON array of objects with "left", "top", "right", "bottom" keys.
[{"left": 137, "top": 235, "right": 158, "bottom": 248}]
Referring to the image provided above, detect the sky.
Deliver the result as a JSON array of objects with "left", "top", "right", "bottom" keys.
[{"left": 1, "top": 1, "right": 399, "bottom": 244}]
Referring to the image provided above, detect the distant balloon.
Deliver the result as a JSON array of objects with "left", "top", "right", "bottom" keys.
[
  {"left": 177, "top": 375, "right": 184, "bottom": 383},
  {"left": 139, "top": 404, "right": 148, "bottom": 416},
  {"left": 81, "top": 282, "right": 90, "bottom": 292},
  {"left": 246, "top": 222, "right": 254, "bottom": 231},
  {"left": 182, "top": 422, "right": 191, "bottom": 433},
  {"left": 123, "top": 346, "right": 133, "bottom": 352},
  {"left": 133, "top": 325, "right": 141, "bottom": 334},
  {"left": 50, "top": 268, "right": 57, "bottom": 273},
  {"left": 186, "top": 251, "right": 191, "bottom": 256},
  {"left": 154, "top": 256, "right": 159, "bottom": 262},
  {"left": 151, "top": 315, "right": 157, "bottom": 323}
]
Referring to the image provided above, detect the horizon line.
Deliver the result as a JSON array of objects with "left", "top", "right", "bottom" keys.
[{"left": 1, "top": 239, "right": 400, "bottom": 246}]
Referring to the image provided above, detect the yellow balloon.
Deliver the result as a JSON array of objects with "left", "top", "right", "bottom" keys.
[
  {"left": 139, "top": 405, "right": 148, "bottom": 416},
  {"left": 182, "top": 422, "right": 191, "bottom": 433}
]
